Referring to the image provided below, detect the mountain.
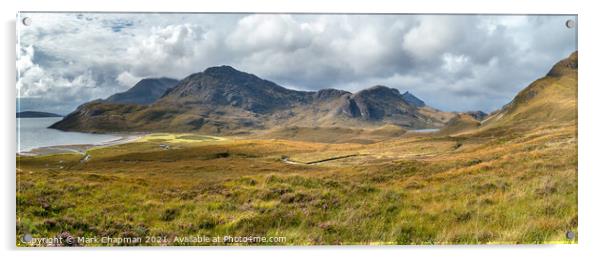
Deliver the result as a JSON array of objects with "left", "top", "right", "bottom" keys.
[
  {"left": 346, "top": 86, "right": 411, "bottom": 120},
  {"left": 464, "top": 111, "right": 488, "bottom": 121},
  {"left": 17, "top": 111, "right": 62, "bottom": 118},
  {"left": 50, "top": 66, "right": 444, "bottom": 134},
  {"left": 482, "top": 51, "right": 577, "bottom": 130},
  {"left": 105, "top": 77, "right": 178, "bottom": 105},
  {"left": 330, "top": 86, "right": 425, "bottom": 126},
  {"left": 156, "top": 66, "right": 311, "bottom": 113},
  {"left": 399, "top": 91, "right": 457, "bottom": 126},
  {"left": 401, "top": 91, "right": 426, "bottom": 107}
]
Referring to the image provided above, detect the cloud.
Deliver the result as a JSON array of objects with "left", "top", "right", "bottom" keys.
[
  {"left": 227, "top": 15, "right": 313, "bottom": 52},
  {"left": 116, "top": 71, "right": 142, "bottom": 87},
  {"left": 16, "top": 13, "right": 577, "bottom": 114},
  {"left": 403, "top": 16, "right": 462, "bottom": 61},
  {"left": 17, "top": 45, "right": 98, "bottom": 101},
  {"left": 125, "top": 24, "right": 210, "bottom": 77}
]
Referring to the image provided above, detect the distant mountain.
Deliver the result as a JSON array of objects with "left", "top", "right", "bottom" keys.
[
  {"left": 17, "top": 111, "right": 62, "bottom": 118},
  {"left": 401, "top": 91, "right": 425, "bottom": 107},
  {"left": 344, "top": 86, "right": 412, "bottom": 120},
  {"left": 399, "top": 91, "right": 458, "bottom": 127},
  {"left": 440, "top": 114, "right": 481, "bottom": 134},
  {"left": 105, "top": 77, "right": 178, "bottom": 105},
  {"left": 464, "top": 111, "right": 488, "bottom": 121},
  {"left": 50, "top": 66, "right": 445, "bottom": 134}
]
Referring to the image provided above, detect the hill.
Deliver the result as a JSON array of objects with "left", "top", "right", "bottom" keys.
[
  {"left": 481, "top": 51, "right": 577, "bottom": 131},
  {"left": 433, "top": 51, "right": 577, "bottom": 137},
  {"left": 439, "top": 114, "right": 481, "bottom": 134}
]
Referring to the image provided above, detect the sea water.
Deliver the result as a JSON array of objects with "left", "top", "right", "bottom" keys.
[{"left": 17, "top": 117, "right": 121, "bottom": 153}]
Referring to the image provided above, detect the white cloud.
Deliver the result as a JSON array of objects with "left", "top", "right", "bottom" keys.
[
  {"left": 116, "top": 71, "right": 142, "bottom": 87},
  {"left": 402, "top": 16, "right": 462, "bottom": 61},
  {"left": 227, "top": 15, "right": 313, "bottom": 52},
  {"left": 17, "top": 44, "right": 97, "bottom": 101},
  {"left": 126, "top": 24, "right": 209, "bottom": 78},
  {"left": 442, "top": 53, "right": 470, "bottom": 74},
  {"left": 16, "top": 13, "right": 577, "bottom": 114}
]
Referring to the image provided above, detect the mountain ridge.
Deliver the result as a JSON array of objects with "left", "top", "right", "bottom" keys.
[
  {"left": 401, "top": 91, "right": 426, "bottom": 107},
  {"left": 106, "top": 77, "right": 178, "bottom": 105},
  {"left": 49, "top": 51, "right": 577, "bottom": 135},
  {"left": 50, "top": 66, "right": 443, "bottom": 133}
]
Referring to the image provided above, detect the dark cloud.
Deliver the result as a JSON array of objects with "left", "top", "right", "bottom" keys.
[{"left": 17, "top": 13, "right": 577, "bottom": 114}]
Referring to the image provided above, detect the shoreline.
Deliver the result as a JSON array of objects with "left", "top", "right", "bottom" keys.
[{"left": 17, "top": 134, "right": 144, "bottom": 156}]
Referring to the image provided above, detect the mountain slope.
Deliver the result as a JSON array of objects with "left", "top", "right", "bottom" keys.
[
  {"left": 434, "top": 51, "right": 577, "bottom": 137},
  {"left": 106, "top": 77, "right": 178, "bottom": 105},
  {"left": 156, "top": 66, "right": 313, "bottom": 113},
  {"left": 482, "top": 51, "right": 577, "bottom": 130},
  {"left": 401, "top": 91, "right": 426, "bottom": 107},
  {"left": 50, "top": 66, "right": 444, "bottom": 134},
  {"left": 332, "top": 86, "right": 427, "bottom": 127}
]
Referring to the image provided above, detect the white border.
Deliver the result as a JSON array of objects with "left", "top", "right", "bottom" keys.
[{"left": 2, "top": 0, "right": 601, "bottom": 258}]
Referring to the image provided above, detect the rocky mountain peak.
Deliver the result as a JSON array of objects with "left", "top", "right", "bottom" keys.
[
  {"left": 401, "top": 91, "right": 426, "bottom": 107},
  {"left": 547, "top": 51, "right": 578, "bottom": 77},
  {"left": 203, "top": 65, "right": 244, "bottom": 77},
  {"left": 314, "top": 88, "right": 351, "bottom": 101},
  {"left": 356, "top": 85, "right": 401, "bottom": 97}
]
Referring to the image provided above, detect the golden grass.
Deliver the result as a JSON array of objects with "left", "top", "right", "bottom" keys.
[{"left": 16, "top": 120, "right": 577, "bottom": 246}]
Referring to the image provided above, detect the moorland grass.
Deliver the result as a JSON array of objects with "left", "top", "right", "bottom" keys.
[{"left": 16, "top": 122, "right": 577, "bottom": 246}]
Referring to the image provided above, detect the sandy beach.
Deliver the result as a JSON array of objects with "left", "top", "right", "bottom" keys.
[{"left": 17, "top": 134, "right": 144, "bottom": 156}]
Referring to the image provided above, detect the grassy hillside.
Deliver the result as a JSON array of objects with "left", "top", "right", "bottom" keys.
[
  {"left": 440, "top": 114, "right": 481, "bottom": 135},
  {"left": 259, "top": 125, "right": 407, "bottom": 144},
  {"left": 482, "top": 51, "right": 577, "bottom": 131},
  {"left": 16, "top": 121, "right": 577, "bottom": 245}
]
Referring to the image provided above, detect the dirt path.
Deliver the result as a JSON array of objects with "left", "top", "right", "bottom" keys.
[{"left": 281, "top": 154, "right": 360, "bottom": 165}]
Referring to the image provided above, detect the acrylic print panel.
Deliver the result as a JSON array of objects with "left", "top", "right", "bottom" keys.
[{"left": 16, "top": 12, "right": 577, "bottom": 246}]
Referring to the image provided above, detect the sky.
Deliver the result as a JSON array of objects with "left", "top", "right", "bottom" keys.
[{"left": 16, "top": 13, "right": 577, "bottom": 114}]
